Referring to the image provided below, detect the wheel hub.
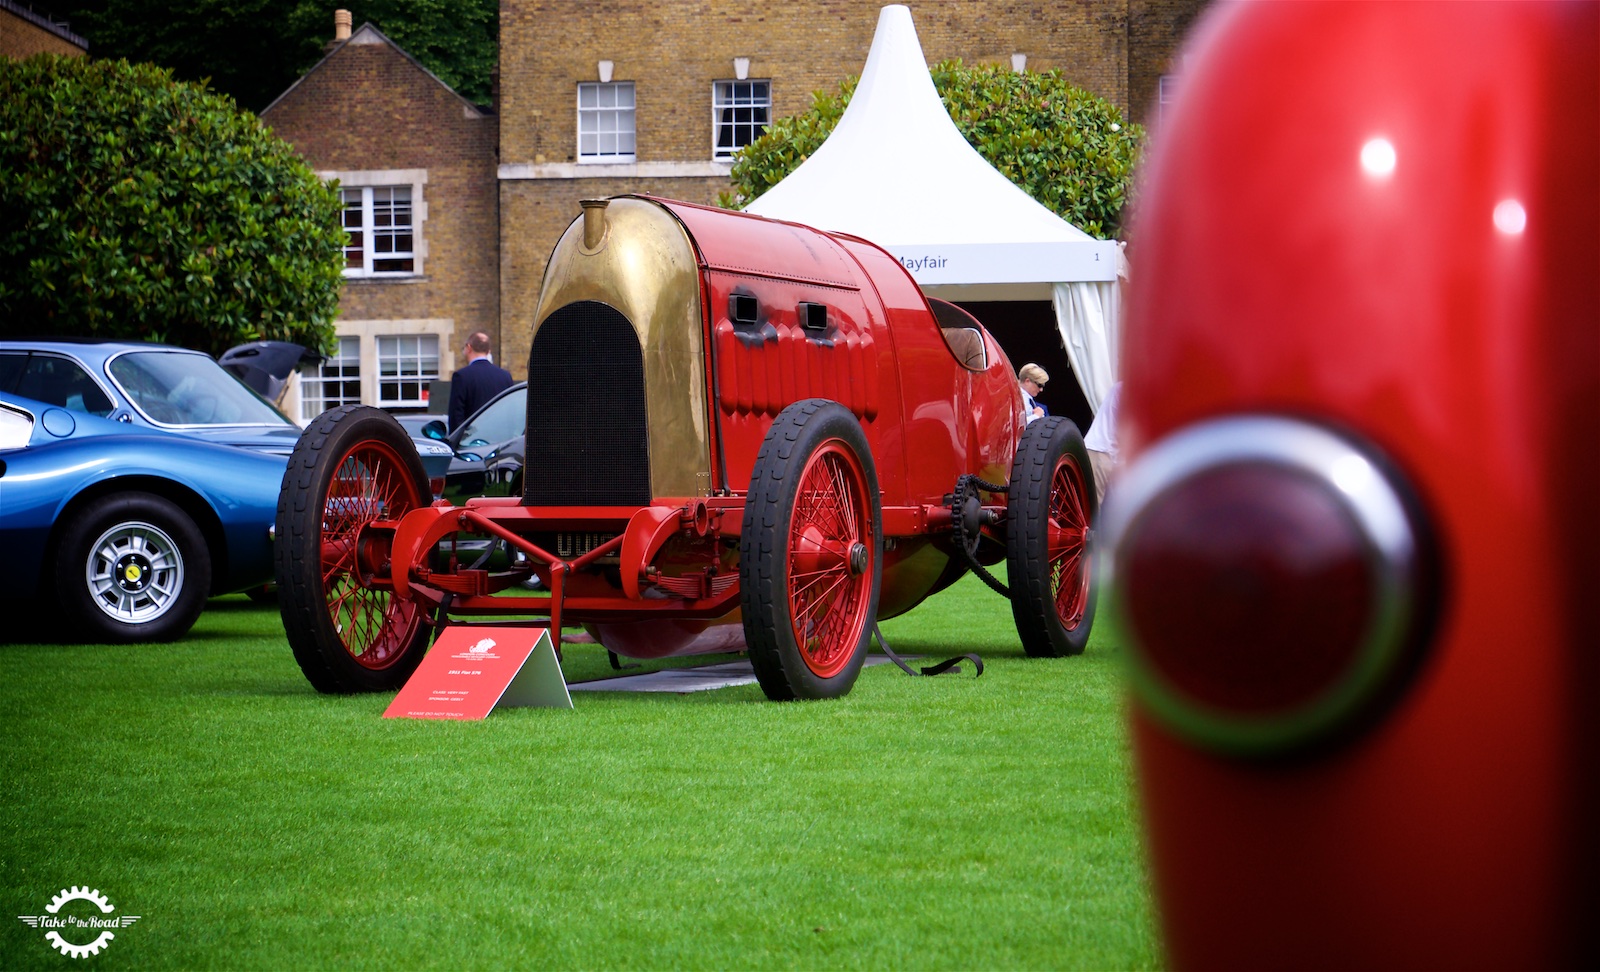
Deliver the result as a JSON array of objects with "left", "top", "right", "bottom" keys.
[
  {"left": 355, "top": 525, "right": 394, "bottom": 582},
  {"left": 115, "top": 553, "right": 153, "bottom": 594},
  {"left": 848, "top": 541, "right": 868, "bottom": 576},
  {"left": 793, "top": 524, "right": 846, "bottom": 575}
]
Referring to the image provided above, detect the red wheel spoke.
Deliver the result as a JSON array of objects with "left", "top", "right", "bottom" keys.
[
  {"left": 1042, "top": 454, "right": 1091, "bottom": 630},
  {"left": 1050, "top": 549, "right": 1086, "bottom": 581},
  {"left": 790, "top": 566, "right": 849, "bottom": 601},
  {"left": 830, "top": 458, "right": 857, "bottom": 538},
  {"left": 1049, "top": 531, "right": 1086, "bottom": 563},
  {"left": 316, "top": 441, "right": 423, "bottom": 670},
  {"left": 784, "top": 441, "right": 872, "bottom": 679},
  {"left": 796, "top": 570, "right": 851, "bottom": 624}
]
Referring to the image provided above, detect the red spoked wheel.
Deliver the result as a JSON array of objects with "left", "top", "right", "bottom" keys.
[
  {"left": 742, "top": 399, "right": 882, "bottom": 700},
  {"left": 277, "top": 406, "right": 432, "bottom": 693},
  {"left": 1007, "top": 416, "right": 1100, "bottom": 657},
  {"left": 787, "top": 442, "right": 876, "bottom": 678},
  {"left": 1047, "top": 454, "right": 1093, "bottom": 630}
]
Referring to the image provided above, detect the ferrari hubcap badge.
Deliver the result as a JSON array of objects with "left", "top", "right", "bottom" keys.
[{"left": 116, "top": 555, "right": 151, "bottom": 592}]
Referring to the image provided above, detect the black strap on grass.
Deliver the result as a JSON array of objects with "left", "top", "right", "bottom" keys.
[{"left": 873, "top": 623, "right": 982, "bottom": 679}]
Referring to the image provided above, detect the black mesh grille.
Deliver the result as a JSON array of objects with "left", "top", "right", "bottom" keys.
[{"left": 523, "top": 300, "right": 650, "bottom": 506}]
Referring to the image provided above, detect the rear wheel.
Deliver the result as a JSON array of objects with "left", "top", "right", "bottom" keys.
[
  {"left": 276, "top": 405, "right": 431, "bottom": 693},
  {"left": 741, "top": 400, "right": 882, "bottom": 701},
  {"left": 56, "top": 492, "right": 210, "bottom": 643},
  {"left": 1006, "top": 416, "right": 1098, "bottom": 657}
]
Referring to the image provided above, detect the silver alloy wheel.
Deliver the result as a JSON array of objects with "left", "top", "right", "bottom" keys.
[{"left": 84, "top": 520, "right": 185, "bottom": 624}]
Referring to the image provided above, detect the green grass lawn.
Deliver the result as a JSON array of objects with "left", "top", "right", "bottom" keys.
[{"left": 0, "top": 573, "right": 1159, "bottom": 970}]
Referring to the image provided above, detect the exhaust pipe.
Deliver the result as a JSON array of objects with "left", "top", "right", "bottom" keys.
[{"left": 580, "top": 198, "right": 609, "bottom": 250}]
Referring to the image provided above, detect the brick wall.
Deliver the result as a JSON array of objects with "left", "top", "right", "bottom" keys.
[
  {"left": 495, "top": 1, "right": 1206, "bottom": 362},
  {"left": 0, "top": 4, "right": 87, "bottom": 58},
  {"left": 1129, "top": 0, "right": 1213, "bottom": 127},
  {"left": 262, "top": 30, "right": 499, "bottom": 359},
  {"left": 499, "top": 0, "right": 1163, "bottom": 167}
]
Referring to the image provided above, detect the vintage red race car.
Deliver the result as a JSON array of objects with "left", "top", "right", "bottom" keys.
[
  {"left": 1101, "top": 2, "right": 1595, "bottom": 968},
  {"left": 275, "top": 196, "right": 1100, "bottom": 701}
]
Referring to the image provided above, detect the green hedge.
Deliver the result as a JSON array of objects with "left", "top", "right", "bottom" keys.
[
  {"left": 0, "top": 55, "right": 342, "bottom": 355},
  {"left": 724, "top": 60, "right": 1144, "bottom": 241}
]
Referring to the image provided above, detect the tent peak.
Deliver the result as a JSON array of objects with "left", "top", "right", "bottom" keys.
[{"left": 744, "top": 3, "right": 1114, "bottom": 285}]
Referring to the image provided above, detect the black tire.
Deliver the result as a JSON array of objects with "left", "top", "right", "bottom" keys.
[
  {"left": 740, "top": 399, "right": 883, "bottom": 701},
  {"left": 1006, "top": 416, "right": 1099, "bottom": 657},
  {"left": 276, "top": 405, "right": 432, "bottom": 693},
  {"left": 55, "top": 492, "right": 211, "bottom": 643}
]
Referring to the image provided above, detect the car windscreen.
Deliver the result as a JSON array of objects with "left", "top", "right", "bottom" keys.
[
  {"left": 108, "top": 351, "right": 294, "bottom": 427},
  {"left": 455, "top": 387, "right": 526, "bottom": 449}
]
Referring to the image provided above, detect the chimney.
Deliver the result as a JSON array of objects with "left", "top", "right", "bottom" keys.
[{"left": 334, "top": 9, "right": 352, "bottom": 42}]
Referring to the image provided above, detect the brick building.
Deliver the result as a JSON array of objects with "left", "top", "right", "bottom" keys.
[
  {"left": 496, "top": 0, "right": 1208, "bottom": 380},
  {"left": 268, "top": 1, "right": 1205, "bottom": 417},
  {"left": 262, "top": 17, "right": 499, "bottom": 421},
  {"left": 0, "top": 0, "right": 87, "bottom": 59}
]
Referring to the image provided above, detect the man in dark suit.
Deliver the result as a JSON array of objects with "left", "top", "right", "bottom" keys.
[{"left": 448, "top": 331, "right": 514, "bottom": 430}]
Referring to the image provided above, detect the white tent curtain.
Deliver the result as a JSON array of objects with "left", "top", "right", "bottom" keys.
[{"left": 1052, "top": 243, "right": 1127, "bottom": 413}]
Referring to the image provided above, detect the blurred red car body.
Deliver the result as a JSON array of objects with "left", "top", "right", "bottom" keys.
[{"left": 1106, "top": 2, "right": 1596, "bottom": 968}]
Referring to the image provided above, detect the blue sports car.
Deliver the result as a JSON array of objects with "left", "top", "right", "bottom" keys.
[
  {"left": 0, "top": 391, "right": 285, "bottom": 643},
  {"left": 0, "top": 339, "right": 453, "bottom": 483}
]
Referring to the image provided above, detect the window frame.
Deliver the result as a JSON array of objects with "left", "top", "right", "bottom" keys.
[
  {"left": 297, "top": 335, "right": 363, "bottom": 422},
  {"left": 576, "top": 81, "right": 637, "bottom": 163},
  {"left": 320, "top": 169, "right": 428, "bottom": 279},
  {"left": 711, "top": 79, "right": 771, "bottom": 160},
  {"left": 342, "top": 185, "right": 416, "bottom": 277},
  {"left": 285, "top": 319, "right": 455, "bottom": 422},
  {"left": 1158, "top": 74, "right": 1180, "bottom": 126},
  {"left": 374, "top": 333, "right": 441, "bottom": 408}
]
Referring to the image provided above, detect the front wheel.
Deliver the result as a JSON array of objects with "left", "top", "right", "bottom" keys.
[
  {"left": 1006, "top": 416, "right": 1098, "bottom": 657},
  {"left": 276, "top": 405, "right": 432, "bottom": 693},
  {"left": 741, "top": 399, "right": 882, "bottom": 701},
  {"left": 55, "top": 492, "right": 211, "bottom": 643}
]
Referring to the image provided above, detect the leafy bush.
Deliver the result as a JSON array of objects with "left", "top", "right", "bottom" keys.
[
  {"left": 0, "top": 54, "right": 343, "bottom": 354},
  {"left": 724, "top": 60, "right": 1144, "bottom": 240}
]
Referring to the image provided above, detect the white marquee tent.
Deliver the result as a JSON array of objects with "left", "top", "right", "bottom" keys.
[{"left": 743, "top": 4, "right": 1126, "bottom": 410}]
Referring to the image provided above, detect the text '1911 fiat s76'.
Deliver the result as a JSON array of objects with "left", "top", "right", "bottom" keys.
[{"left": 276, "top": 196, "right": 1098, "bottom": 700}]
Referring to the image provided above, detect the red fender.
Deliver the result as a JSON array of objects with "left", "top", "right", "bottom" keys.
[
  {"left": 620, "top": 504, "right": 687, "bottom": 599},
  {"left": 388, "top": 504, "right": 457, "bottom": 600}
]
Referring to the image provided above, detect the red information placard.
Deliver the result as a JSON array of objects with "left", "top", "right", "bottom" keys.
[{"left": 383, "top": 626, "right": 571, "bottom": 719}]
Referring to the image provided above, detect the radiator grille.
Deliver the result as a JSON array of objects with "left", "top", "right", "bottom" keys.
[{"left": 523, "top": 300, "right": 650, "bottom": 506}]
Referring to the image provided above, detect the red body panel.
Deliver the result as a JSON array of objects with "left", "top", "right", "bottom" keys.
[
  {"left": 387, "top": 199, "right": 1031, "bottom": 653},
  {"left": 1125, "top": 3, "right": 1596, "bottom": 967},
  {"left": 657, "top": 200, "right": 1021, "bottom": 621},
  {"left": 662, "top": 199, "right": 1021, "bottom": 510}
]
